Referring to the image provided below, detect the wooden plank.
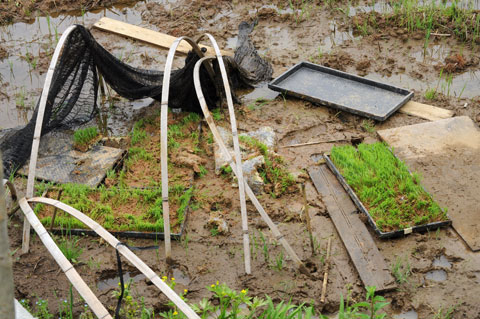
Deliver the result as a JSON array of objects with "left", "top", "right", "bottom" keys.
[
  {"left": 93, "top": 17, "right": 232, "bottom": 56},
  {"left": 399, "top": 100, "right": 454, "bottom": 121},
  {"left": 378, "top": 116, "right": 480, "bottom": 251},
  {"left": 308, "top": 165, "right": 396, "bottom": 292}
]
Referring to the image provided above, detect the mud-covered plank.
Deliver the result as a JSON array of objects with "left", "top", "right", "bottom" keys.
[
  {"left": 399, "top": 101, "right": 454, "bottom": 121},
  {"left": 93, "top": 17, "right": 232, "bottom": 56},
  {"left": 309, "top": 165, "right": 396, "bottom": 292},
  {"left": 378, "top": 116, "right": 480, "bottom": 251}
]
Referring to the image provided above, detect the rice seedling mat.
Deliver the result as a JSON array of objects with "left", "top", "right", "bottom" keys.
[
  {"left": 378, "top": 116, "right": 480, "bottom": 250},
  {"left": 308, "top": 162, "right": 397, "bottom": 292},
  {"left": 34, "top": 112, "right": 204, "bottom": 239},
  {"left": 326, "top": 142, "right": 451, "bottom": 239}
]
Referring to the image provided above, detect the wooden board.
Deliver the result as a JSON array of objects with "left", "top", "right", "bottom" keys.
[
  {"left": 308, "top": 165, "right": 396, "bottom": 292},
  {"left": 93, "top": 17, "right": 232, "bottom": 56},
  {"left": 378, "top": 116, "right": 480, "bottom": 251},
  {"left": 399, "top": 100, "right": 454, "bottom": 121}
]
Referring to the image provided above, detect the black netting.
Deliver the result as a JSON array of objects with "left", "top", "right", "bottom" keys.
[{"left": 0, "top": 22, "right": 271, "bottom": 177}]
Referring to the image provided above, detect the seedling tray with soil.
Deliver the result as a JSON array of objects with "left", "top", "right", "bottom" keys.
[
  {"left": 326, "top": 142, "right": 451, "bottom": 238},
  {"left": 34, "top": 112, "right": 204, "bottom": 239}
]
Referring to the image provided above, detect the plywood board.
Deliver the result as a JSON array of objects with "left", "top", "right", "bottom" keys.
[
  {"left": 19, "top": 133, "right": 124, "bottom": 187},
  {"left": 308, "top": 165, "right": 396, "bottom": 292},
  {"left": 93, "top": 17, "right": 232, "bottom": 56},
  {"left": 378, "top": 116, "right": 480, "bottom": 251},
  {"left": 399, "top": 101, "right": 454, "bottom": 121}
]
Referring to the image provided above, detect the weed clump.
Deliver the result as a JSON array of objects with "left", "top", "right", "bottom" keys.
[
  {"left": 330, "top": 142, "right": 448, "bottom": 232},
  {"left": 73, "top": 126, "right": 99, "bottom": 151}
]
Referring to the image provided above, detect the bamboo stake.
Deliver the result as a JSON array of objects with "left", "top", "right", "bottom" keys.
[
  {"left": 193, "top": 57, "right": 306, "bottom": 272},
  {"left": 18, "top": 198, "right": 112, "bottom": 319},
  {"left": 320, "top": 237, "right": 332, "bottom": 303},
  {"left": 22, "top": 25, "right": 78, "bottom": 254},
  {"left": 301, "top": 183, "right": 315, "bottom": 256},
  {"left": 27, "top": 197, "right": 200, "bottom": 319},
  {"left": 160, "top": 36, "right": 207, "bottom": 264},
  {"left": 197, "top": 33, "right": 251, "bottom": 274}
]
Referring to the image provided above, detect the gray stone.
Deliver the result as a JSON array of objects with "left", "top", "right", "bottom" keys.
[
  {"left": 240, "top": 126, "right": 276, "bottom": 150},
  {"left": 242, "top": 156, "right": 265, "bottom": 195}
]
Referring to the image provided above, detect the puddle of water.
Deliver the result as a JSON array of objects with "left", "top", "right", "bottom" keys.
[
  {"left": 97, "top": 271, "right": 146, "bottom": 291},
  {"left": 425, "top": 269, "right": 447, "bottom": 282},
  {"left": 248, "top": 4, "right": 297, "bottom": 16},
  {"left": 319, "top": 20, "right": 359, "bottom": 52},
  {"left": 241, "top": 84, "right": 279, "bottom": 102},
  {"left": 433, "top": 255, "right": 452, "bottom": 269},
  {"left": 394, "top": 310, "right": 418, "bottom": 319},
  {"left": 411, "top": 44, "right": 451, "bottom": 64},
  {"left": 226, "top": 36, "right": 238, "bottom": 50},
  {"left": 0, "top": 1, "right": 151, "bottom": 130},
  {"left": 348, "top": 2, "right": 393, "bottom": 16},
  {"left": 172, "top": 268, "right": 190, "bottom": 285}
]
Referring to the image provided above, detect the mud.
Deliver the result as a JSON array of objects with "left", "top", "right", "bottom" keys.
[{"left": 2, "top": 0, "right": 480, "bottom": 318}]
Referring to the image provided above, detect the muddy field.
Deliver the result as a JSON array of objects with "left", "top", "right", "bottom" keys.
[{"left": 2, "top": 0, "right": 480, "bottom": 318}]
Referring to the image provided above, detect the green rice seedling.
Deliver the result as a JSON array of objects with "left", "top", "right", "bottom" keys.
[
  {"left": 73, "top": 127, "right": 99, "bottom": 148},
  {"left": 259, "top": 231, "right": 270, "bottom": 263},
  {"left": 272, "top": 251, "right": 284, "bottom": 271},
  {"left": 361, "top": 119, "right": 376, "bottom": 133},
  {"left": 425, "top": 88, "right": 437, "bottom": 100},
  {"left": 57, "top": 236, "right": 83, "bottom": 264},
  {"left": 331, "top": 142, "right": 448, "bottom": 232},
  {"left": 212, "top": 108, "right": 223, "bottom": 121},
  {"left": 197, "top": 165, "right": 207, "bottom": 178},
  {"left": 391, "top": 255, "right": 411, "bottom": 284},
  {"left": 433, "top": 305, "right": 456, "bottom": 319},
  {"left": 130, "top": 119, "right": 147, "bottom": 145}
]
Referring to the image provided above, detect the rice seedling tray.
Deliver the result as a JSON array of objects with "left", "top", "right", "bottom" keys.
[
  {"left": 324, "top": 147, "right": 451, "bottom": 239},
  {"left": 268, "top": 62, "right": 414, "bottom": 121}
]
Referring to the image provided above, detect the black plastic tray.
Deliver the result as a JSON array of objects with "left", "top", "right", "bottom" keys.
[
  {"left": 324, "top": 155, "right": 451, "bottom": 238},
  {"left": 268, "top": 62, "right": 414, "bottom": 121}
]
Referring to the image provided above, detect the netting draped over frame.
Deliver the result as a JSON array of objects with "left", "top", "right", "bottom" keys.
[{"left": 0, "top": 22, "right": 271, "bottom": 177}]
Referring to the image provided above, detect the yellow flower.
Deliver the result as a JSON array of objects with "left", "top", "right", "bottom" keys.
[
  {"left": 211, "top": 284, "right": 215, "bottom": 288},
  {"left": 241, "top": 289, "right": 246, "bottom": 294},
  {"left": 162, "top": 276, "right": 167, "bottom": 282},
  {"left": 216, "top": 280, "right": 219, "bottom": 285},
  {"left": 173, "top": 311, "right": 178, "bottom": 316},
  {"left": 184, "top": 289, "right": 188, "bottom": 294},
  {"left": 171, "top": 277, "right": 175, "bottom": 281}
]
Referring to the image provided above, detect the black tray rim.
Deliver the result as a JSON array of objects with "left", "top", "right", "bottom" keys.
[
  {"left": 323, "top": 154, "right": 451, "bottom": 239},
  {"left": 268, "top": 61, "right": 414, "bottom": 121}
]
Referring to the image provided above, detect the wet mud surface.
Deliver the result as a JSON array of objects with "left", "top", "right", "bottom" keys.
[{"left": 2, "top": 0, "right": 480, "bottom": 318}]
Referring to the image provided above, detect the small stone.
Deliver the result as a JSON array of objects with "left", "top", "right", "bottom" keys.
[
  {"left": 207, "top": 214, "right": 229, "bottom": 234},
  {"left": 240, "top": 126, "right": 276, "bottom": 150}
]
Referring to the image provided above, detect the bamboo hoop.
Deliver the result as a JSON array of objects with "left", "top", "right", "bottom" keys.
[
  {"left": 161, "top": 36, "right": 207, "bottom": 263},
  {"left": 27, "top": 197, "right": 200, "bottom": 319},
  {"left": 18, "top": 198, "right": 111, "bottom": 319},
  {"left": 22, "top": 25, "right": 78, "bottom": 254},
  {"left": 193, "top": 57, "right": 305, "bottom": 271},
  {"left": 196, "top": 33, "right": 251, "bottom": 274},
  {"left": 2, "top": 179, "right": 17, "bottom": 202}
]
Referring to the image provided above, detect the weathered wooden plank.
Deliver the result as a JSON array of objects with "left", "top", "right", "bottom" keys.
[
  {"left": 93, "top": 17, "right": 232, "bottom": 56},
  {"left": 309, "top": 165, "right": 396, "bottom": 292},
  {"left": 378, "top": 116, "right": 480, "bottom": 251},
  {"left": 399, "top": 100, "right": 454, "bottom": 121}
]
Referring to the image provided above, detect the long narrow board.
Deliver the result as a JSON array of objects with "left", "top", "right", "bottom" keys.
[
  {"left": 93, "top": 17, "right": 232, "bottom": 56},
  {"left": 378, "top": 116, "right": 480, "bottom": 251},
  {"left": 399, "top": 101, "right": 454, "bottom": 121},
  {"left": 308, "top": 165, "right": 396, "bottom": 292}
]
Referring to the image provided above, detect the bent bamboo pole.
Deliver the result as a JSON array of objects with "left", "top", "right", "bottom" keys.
[
  {"left": 18, "top": 198, "right": 112, "bottom": 319},
  {"left": 193, "top": 57, "right": 305, "bottom": 271},
  {"left": 27, "top": 197, "right": 200, "bottom": 319},
  {"left": 160, "top": 37, "right": 207, "bottom": 263},
  {"left": 196, "top": 33, "right": 251, "bottom": 274},
  {"left": 2, "top": 179, "right": 17, "bottom": 202},
  {"left": 22, "top": 25, "right": 78, "bottom": 254}
]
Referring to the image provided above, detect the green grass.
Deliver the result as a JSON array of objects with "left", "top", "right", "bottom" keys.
[
  {"left": 330, "top": 142, "right": 448, "bottom": 232},
  {"left": 73, "top": 127, "right": 98, "bottom": 147},
  {"left": 391, "top": 255, "right": 411, "bottom": 284},
  {"left": 239, "top": 136, "right": 295, "bottom": 197}
]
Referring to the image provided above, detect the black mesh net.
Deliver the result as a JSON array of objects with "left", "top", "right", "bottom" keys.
[{"left": 0, "top": 22, "right": 271, "bottom": 177}]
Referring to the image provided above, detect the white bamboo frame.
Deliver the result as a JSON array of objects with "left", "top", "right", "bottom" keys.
[
  {"left": 193, "top": 56, "right": 305, "bottom": 271},
  {"left": 27, "top": 197, "right": 200, "bottom": 319},
  {"left": 195, "top": 34, "right": 251, "bottom": 274},
  {"left": 160, "top": 37, "right": 206, "bottom": 263},
  {"left": 22, "top": 25, "right": 78, "bottom": 254}
]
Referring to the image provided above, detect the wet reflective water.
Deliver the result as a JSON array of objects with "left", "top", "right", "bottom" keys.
[
  {"left": 394, "top": 310, "right": 418, "bottom": 319},
  {"left": 97, "top": 271, "right": 146, "bottom": 290},
  {"left": 433, "top": 255, "right": 452, "bottom": 269},
  {"left": 425, "top": 269, "right": 447, "bottom": 282}
]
